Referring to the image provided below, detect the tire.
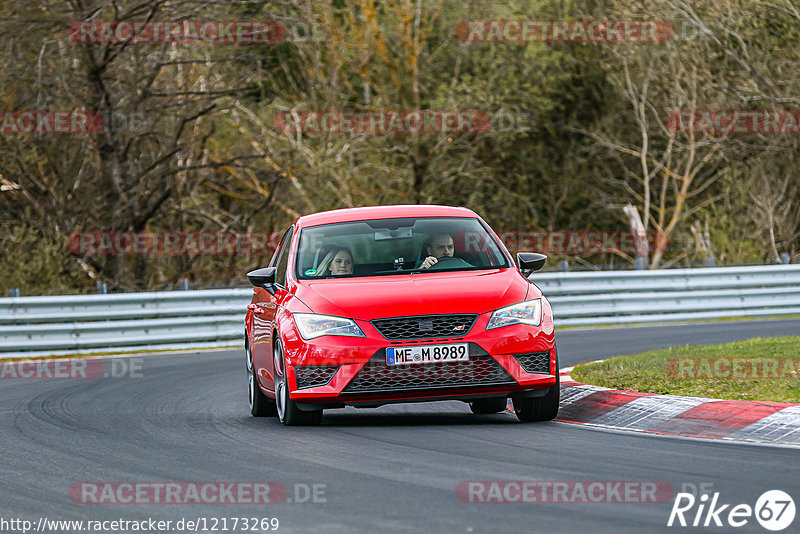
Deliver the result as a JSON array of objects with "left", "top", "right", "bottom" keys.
[
  {"left": 247, "top": 337, "right": 277, "bottom": 417},
  {"left": 513, "top": 349, "right": 560, "bottom": 423},
  {"left": 274, "top": 339, "right": 323, "bottom": 426},
  {"left": 469, "top": 397, "right": 508, "bottom": 414}
]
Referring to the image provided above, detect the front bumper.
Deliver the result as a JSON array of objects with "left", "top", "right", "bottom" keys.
[{"left": 281, "top": 311, "right": 557, "bottom": 407}]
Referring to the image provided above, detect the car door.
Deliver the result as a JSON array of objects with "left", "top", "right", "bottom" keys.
[{"left": 251, "top": 225, "right": 293, "bottom": 393}]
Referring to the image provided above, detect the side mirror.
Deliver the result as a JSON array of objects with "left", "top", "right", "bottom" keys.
[
  {"left": 247, "top": 267, "right": 277, "bottom": 295},
  {"left": 517, "top": 252, "right": 547, "bottom": 277}
]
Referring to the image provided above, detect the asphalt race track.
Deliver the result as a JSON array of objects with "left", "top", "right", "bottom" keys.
[{"left": 2, "top": 319, "right": 799, "bottom": 533}]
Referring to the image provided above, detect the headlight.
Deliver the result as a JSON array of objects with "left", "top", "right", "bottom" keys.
[
  {"left": 486, "top": 299, "right": 542, "bottom": 329},
  {"left": 293, "top": 313, "right": 366, "bottom": 340}
]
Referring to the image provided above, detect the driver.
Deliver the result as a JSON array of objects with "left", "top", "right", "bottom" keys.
[{"left": 419, "top": 233, "right": 455, "bottom": 269}]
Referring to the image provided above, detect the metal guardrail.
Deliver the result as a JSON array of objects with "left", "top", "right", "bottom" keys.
[
  {"left": 536, "top": 264, "right": 800, "bottom": 326},
  {"left": 0, "top": 289, "right": 254, "bottom": 357},
  {"left": 1, "top": 265, "right": 799, "bottom": 357},
  {"left": 0, "top": 289, "right": 253, "bottom": 324}
]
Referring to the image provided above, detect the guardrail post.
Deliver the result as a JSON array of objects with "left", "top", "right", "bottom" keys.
[
  {"left": 706, "top": 257, "right": 716, "bottom": 268},
  {"left": 8, "top": 288, "right": 20, "bottom": 297},
  {"left": 559, "top": 260, "right": 569, "bottom": 272},
  {"left": 179, "top": 279, "right": 190, "bottom": 290},
  {"left": 781, "top": 252, "right": 791, "bottom": 264},
  {"left": 634, "top": 257, "right": 646, "bottom": 270},
  {"left": 96, "top": 282, "right": 107, "bottom": 294}
]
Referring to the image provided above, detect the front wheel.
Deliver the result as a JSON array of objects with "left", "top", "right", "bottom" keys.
[
  {"left": 274, "top": 340, "right": 323, "bottom": 426},
  {"left": 247, "top": 338, "right": 277, "bottom": 417},
  {"left": 513, "top": 350, "right": 560, "bottom": 422}
]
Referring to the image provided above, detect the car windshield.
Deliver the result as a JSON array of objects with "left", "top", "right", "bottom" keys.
[{"left": 295, "top": 217, "right": 510, "bottom": 279}]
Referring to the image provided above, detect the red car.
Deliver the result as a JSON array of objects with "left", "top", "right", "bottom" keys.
[{"left": 245, "top": 205, "right": 558, "bottom": 425}]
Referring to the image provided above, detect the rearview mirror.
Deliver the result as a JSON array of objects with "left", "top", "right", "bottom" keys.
[
  {"left": 374, "top": 228, "right": 413, "bottom": 241},
  {"left": 517, "top": 252, "right": 547, "bottom": 276},
  {"left": 247, "top": 267, "right": 277, "bottom": 295}
]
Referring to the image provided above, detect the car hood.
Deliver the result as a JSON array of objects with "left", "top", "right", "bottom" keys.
[{"left": 293, "top": 269, "right": 535, "bottom": 321}]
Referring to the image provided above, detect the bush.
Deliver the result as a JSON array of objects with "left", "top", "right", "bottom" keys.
[{"left": 0, "top": 224, "right": 90, "bottom": 295}]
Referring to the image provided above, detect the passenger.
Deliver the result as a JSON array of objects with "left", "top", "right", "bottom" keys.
[
  {"left": 315, "top": 246, "right": 354, "bottom": 276},
  {"left": 419, "top": 233, "right": 454, "bottom": 269}
]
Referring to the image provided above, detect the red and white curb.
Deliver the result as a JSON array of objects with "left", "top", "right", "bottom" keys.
[{"left": 531, "top": 366, "right": 800, "bottom": 446}]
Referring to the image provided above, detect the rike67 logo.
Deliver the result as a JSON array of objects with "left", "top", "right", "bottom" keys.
[{"left": 668, "top": 489, "right": 795, "bottom": 531}]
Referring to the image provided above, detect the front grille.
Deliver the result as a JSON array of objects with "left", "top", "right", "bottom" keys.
[
  {"left": 294, "top": 365, "right": 340, "bottom": 389},
  {"left": 372, "top": 314, "right": 478, "bottom": 340},
  {"left": 343, "top": 347, "right": 515, "bottom": 394},
  {"left": 513, "top": 352, "right": 551, "bottom": 374}
]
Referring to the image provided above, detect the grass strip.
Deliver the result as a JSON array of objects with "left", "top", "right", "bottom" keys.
[{"left": 571, "top": 336, "right": 800, "bottom": 402}]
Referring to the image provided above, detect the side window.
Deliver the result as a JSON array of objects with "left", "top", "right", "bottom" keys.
[
  {"left": 274, "top": 227, "right": 294, "bottom": 287},
  {"left": 268, "top": 228, "right": 289, "bottom": 267}
]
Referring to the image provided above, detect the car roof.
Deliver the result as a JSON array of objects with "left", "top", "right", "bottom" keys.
[{"left": 295, "top": 205, "right": 479, "bottom": 228}]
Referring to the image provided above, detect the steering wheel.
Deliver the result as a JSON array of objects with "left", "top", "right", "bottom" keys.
[{"left": 427, "top": 256, "right": 471, "bottom": 269}]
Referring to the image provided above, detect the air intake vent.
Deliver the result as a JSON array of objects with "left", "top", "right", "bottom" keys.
[
  {"left": 294, "top": 365, "right": 340, "bottom": 389},
  {"left": 513, "top": 352, "right": 551, "bottom": 374}
]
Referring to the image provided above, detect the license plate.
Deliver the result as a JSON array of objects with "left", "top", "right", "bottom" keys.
[{"left": 386, "top": 343, "right": 469, "bottom": 366}]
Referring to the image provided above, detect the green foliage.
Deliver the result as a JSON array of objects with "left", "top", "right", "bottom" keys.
[
  {"left": 0, "top": 0, "right": 797, "bottom": 292},
  {"left": 0, "top": 224, "right": 89, "bottom": 295}
]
